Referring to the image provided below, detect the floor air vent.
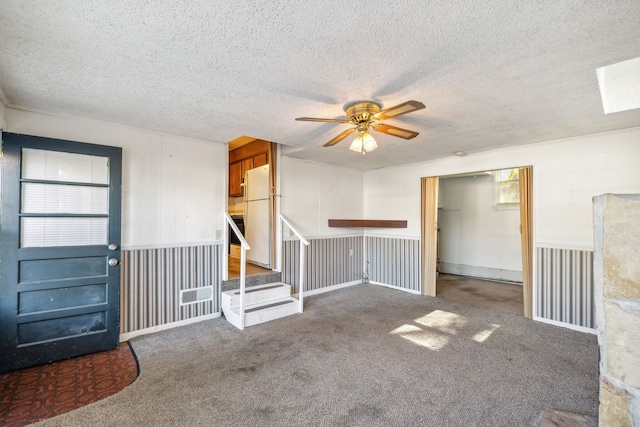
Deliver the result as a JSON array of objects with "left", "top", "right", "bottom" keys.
[{"left": 180, "top": 286, "right": 213, "bottom": 306}]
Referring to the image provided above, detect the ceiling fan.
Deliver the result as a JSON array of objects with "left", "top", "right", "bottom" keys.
[{"left": 295, "top": 100, "right": 425, "bottom": 154}]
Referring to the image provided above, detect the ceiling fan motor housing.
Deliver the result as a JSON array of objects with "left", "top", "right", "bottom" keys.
[{"left": 345, "top": 101, "right": 381, "bottom": 124}]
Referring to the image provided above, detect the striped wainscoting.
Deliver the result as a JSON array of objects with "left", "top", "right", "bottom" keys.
[
  {"left": 282, "top": 236, "right": 363, "bottom": 293},
  {"left": 365, "top": 236, "right": 420, "bottom": 292},
  {"left": 120, "top": 244, "right": 222, "bottom": 334},
  {"left": 536, "top": 247, "right": 594, "bottom": 329}
]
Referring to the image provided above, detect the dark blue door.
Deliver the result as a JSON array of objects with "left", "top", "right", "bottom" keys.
[{"left": 0, "top": 133, "right": 122, "bottom": 373}]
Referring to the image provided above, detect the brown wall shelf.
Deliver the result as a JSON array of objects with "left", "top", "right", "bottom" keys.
[{"left": 328, "top": 219, "right": 407, "bottom": 228}]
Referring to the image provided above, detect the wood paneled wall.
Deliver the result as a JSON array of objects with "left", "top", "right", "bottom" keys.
[
  {"left": 366, "top": 236, "right": 421, "bottom": 293},
  {"left": 282, "top": 236, "right": 363, "bottom": 293},
  {"left": 120, "top": 244, "right": 221, "bottom": 334},
  {"left": 536, "top": 246, "right": 594, "bottom": 329}
]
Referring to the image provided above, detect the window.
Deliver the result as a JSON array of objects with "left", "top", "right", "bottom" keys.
[{"left": 495, "top": 168, "right": 520, "bottom": 207}]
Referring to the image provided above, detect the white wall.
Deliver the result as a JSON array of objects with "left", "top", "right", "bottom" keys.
[
  {"left": 0, "top": 100, "right": 6, "bottom": 130},
  {"left": 438, "top": 175, "right": 522, "bottom": 280},
  {"left": 280, "top": 157, "right": 363, "bottom": 238},
  {"left": 363, "top": 127, "right": 640, "bottom": 249},
  {"left": 5, "top": 108, "right": 227, "bottom": 249}
]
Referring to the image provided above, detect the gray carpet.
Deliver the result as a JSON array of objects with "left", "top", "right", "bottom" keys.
[
  {"left": 437, "top": 273, "right": 524, "bottom": 316},
  {"left": 35, "top": 284, "right": 598, "bottom": 426}
]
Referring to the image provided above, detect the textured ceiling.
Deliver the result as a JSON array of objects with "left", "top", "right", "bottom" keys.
[{"left": 1, "top": 1, "right": 639, "bottom": 170}]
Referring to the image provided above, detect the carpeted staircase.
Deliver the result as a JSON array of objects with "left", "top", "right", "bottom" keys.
[
  {"left": 221, "top": 270, "right": 282, "bottom": 292},
  {"left": 221, "top": 272, "right": 302, "bottom": 329}
]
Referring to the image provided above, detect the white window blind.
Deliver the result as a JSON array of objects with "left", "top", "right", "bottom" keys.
[
  {"left": 21, "top": 183, "right": 108, "bottom": 215},
  {"left": 22, "top": 149, "right": 109, "bottom": 184},
  {"left": 21, "top": 217, "right": 108, "bottom": 247},
  {"left": 20, "top": 149, "right": 110, "bottom": 248}
]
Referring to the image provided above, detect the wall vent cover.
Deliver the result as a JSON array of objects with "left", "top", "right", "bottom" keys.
[{"left": 180, "top": 286, "right": 213, "bottom": 306}]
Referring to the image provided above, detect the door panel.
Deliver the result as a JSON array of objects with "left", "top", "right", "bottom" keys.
[
  {"left": 19, "top": 283, "right": 107, "bottom": 313},
  {"left": 421, "top": 177, "right": 439, "bottom": 296},
  {"left": 0, "top": 132, "right": 122, "bottom": 374}
]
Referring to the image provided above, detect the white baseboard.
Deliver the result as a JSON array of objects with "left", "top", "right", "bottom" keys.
[
  {"left": 295, "top": 280, "right": 422, "bottom": 298},
  {"left": 370, "top": 281, "right": 422, "bottom": 295},
  {"left": 439, "top": 262, "right": 523, "bottom": 283},
  {"left": 119, "top": 313, "right": 221, "bottom": 342},
  {"left": 294, "top": 280, "right": 361, "bottom": 297},
  {"left": 533, "top": 316, "right": 596, "bottom": 335}
]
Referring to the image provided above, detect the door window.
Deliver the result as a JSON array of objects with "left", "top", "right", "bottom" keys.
[{"left": 20, "top": 148, "right": 110, "bottom": 247}]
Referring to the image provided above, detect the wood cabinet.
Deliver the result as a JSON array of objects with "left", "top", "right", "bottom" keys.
[
  {"left": 229, "top": 162, "right": 243, "bottom": 196},
  {"left": 253, "top": 152, "right": 268, "bottom": 168},
  {"left": 229, "top": 140, "right": 270, "bottom": 196},
  {"left": 241, "top": 158, "right": 254, "bottom": 176}
]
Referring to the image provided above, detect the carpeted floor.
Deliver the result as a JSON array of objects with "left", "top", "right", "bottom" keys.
[
  {"left": 33, "top": 284, "right": 598, "bottom": 426},
  {"left": 437, "top": 273, "right": 524, "bottom": 316},
  {"left": 0, "top": 343, "right": 138, "bottom": 427}
]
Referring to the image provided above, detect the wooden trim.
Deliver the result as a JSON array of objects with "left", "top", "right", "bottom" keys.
[
  {"left": 328, "top": 219, "right": 407, "bottom": 228},
  {"left": 519, "top": 166, "right": 533, "bottom": 319},
  {"left": 269, "top": 142, "right": 277, "bottom": 270},
  {"left": 421, "top": 177, "right": 439, "bottom": 296}
]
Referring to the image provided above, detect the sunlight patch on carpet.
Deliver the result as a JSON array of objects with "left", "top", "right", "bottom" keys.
[
  {"left": 390, "top": 324, "right": 450, "bottom": 351},
  {"left": 390, "top": 310, "right": 503, "bottom": 350},
  {"left": 472, "top": 324, "right": 500, "bottom": 343},
  {"left": 414, "top": 310, "right": 468, "bottom": 335}
]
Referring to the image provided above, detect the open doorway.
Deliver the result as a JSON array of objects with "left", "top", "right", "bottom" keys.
[
  {"left": 421, "top": 167, "right": 533, "bottom": 318},
  {"left": 227, "top": 137, "right": 278, "bottom": 279}
]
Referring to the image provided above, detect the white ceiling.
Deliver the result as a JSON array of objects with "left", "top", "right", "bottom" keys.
[{"left": 1, "top": 1, "right": 639, "bottom": 170}]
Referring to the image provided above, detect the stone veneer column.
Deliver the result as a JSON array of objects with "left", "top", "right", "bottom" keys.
[{"left": 593, "top": 194, "right": 640, "bottom": 426}]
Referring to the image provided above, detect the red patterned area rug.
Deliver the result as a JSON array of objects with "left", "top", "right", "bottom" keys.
[{"left": 0, "top": 342, "right": 139, "bottom": 427}]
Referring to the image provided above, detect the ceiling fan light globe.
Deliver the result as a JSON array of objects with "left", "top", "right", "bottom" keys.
[
  {"left": 349, "top": 136, "right": 363, "bottom": 152},
  {"left": 363, "top": 133, "right": 378, "bottom": 152},
  {"left": 349, "top": 132, "right": 377, "bottom": 154}
]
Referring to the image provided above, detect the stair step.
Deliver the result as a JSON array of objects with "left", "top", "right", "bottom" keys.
[
  {"left": 222, "top": 282, "right": 291, "bottom": 309},
  {"left": 230, "top": 296, "right": 300, "bottom": 327},
  {"left": 222, "top": 271, "right": 282, "bottom": 292},
  {"left": 231, "top": 284, "right": 284, "bottom": 295},
  {"left": 245, "top": 298, "right": 294, "bottom": 313},
  {"left": 221, "top": 282, "right": 301, "bottom": 329}
]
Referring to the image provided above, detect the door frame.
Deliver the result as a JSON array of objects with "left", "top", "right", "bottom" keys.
[
  {"left": 223, "top": 140, "right": 279, "bottom": 281},
  {"left": 420, "top": 167, "right": 533, "bottom": 318}
]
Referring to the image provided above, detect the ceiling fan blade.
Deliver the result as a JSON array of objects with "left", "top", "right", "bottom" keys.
[
  {"left": 323, "top": 127, "right": 356, "bottom": 147},
  {"left": 374, "top": 100, "right": 425, "bottom": 120},
  {"left": 295, "top": 117, "right": 350, "bottom": 123},
  {"left": 373, "top": 124, "right": 419, "bottom": 140}
]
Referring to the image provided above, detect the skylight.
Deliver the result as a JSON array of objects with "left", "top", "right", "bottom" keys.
[{"left": 596, "top": 57, "right": 640, "bottom": 114}]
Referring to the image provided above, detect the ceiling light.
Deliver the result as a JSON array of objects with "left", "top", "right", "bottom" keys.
[
  {"left": 454, "top": 151, "right": 465, "bottom": 156},
  {"left": 349, "top": 131, "right": 378, "bottom": 155}
]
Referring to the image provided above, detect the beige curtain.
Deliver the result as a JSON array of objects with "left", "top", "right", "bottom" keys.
[
  {"left": 519, "top": 166, "right": 533, "bottom": 319},
  {"left": 421, "top": 177, "right": 439, "bottom": 296}
]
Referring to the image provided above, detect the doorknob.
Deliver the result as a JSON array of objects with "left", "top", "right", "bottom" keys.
[
  {"left": 108, "top": 244, "right": 118, "bottom": 250},
  {"left": 108, "top": 258, "right": 119, "bottom": 267}
]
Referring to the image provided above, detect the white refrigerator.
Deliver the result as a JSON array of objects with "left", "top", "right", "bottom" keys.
[{"left": 243, "top": 164, "right": 271, "bottom": 268}]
